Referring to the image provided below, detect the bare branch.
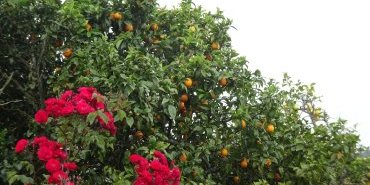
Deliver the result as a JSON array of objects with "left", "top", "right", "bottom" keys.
[
  {"left": 0, "top": 99, "right": 23, "bottom": 106},
  {"left": 0, "top": 72, "right": 14, "bottom": 96}
]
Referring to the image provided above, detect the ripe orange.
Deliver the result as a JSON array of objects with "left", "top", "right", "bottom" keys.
[
  {"left": 179, "top": 101, "right": 185, "bottom": 110},
  {"left": 211, "top": 41, "right": 220, "bottom": 50},
  {"left": 233, "top": 176, "right": 240, "bottom": 184},
  {"left": 220, "top": 148, "right": 229, "bottom": 158},
  {"left": 266, "top": 124, "right": 275, "bottom": 133},
  {"left": 274, "top": 172, "right": 281, "bottom": 182},
  {"left": 110, "top": 12, "right": 123, "bottom": 21},
  {"left": 180, "top": 94, "right": 189, "bottom": 103},
  {"left": 85, "top": 23, "right": 92, "bottom": 31},
  {"left": 179, "top": 153, "right": 187, "bottom": 162},
  {"left": 219, "top": 77, "right": 227, "bottom": 87},
  {"left": 241, "top": 119, "right": 246, "bottom": 129},
  {"left": 123, "top": 23, "right": 134, "bottom": 32},
  {"left": 205, "top": 53, "right": 213, "bottom": 61},
  {"left": 135, "top": 131, "right": 144, "bottom": 139},
  {"left": 155, "top": 114, "right": 161, "bottom": 121},
  {"left": 151, "top": 23, "right": 159, "bottom": 31},
  {"left": 63, "top": 48, "right": 73, "bottom": 58},
  {"left": 184, "top": 78, "right": 193, "bottom": 88},
  {"left": 240, "top": 158, "right": 249, "bottom": 169},
  {"left": 265, "top": 158, "right": 272, "bottom": 168}
]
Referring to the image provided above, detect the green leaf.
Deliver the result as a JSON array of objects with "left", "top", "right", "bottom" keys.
[
  {"left": 87, "top": 112, "right": 98, "bottom": 125},
  {"left": 168, "top": 105, "right": 176, "bottom": 120},
  {"left": 126, "top": 117, "right": 134, "bottom": 127},
  {"left": 97, "top": 110, "right": 108, "bottom": 124},
  {"left": 116, "top": 110, "right": 126, "bottom": 121}
]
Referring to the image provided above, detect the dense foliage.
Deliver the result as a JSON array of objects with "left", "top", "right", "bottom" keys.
[{"left": 1, "top": 0, "right": 369, "bottom": 184}]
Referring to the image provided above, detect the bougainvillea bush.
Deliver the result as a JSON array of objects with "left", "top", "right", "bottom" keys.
[
  {"left": 11, "top": 87, "right": 116, "bottom": 184},
  {"left": 12, "top": 87, "right": 180, "bottom": 184}
]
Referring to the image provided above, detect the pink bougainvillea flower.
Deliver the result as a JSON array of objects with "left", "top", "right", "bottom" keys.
[
  {"left": 15, "top": 139, "right": 28, "bottom": 153},
  {"left": 35, "top": 109, "right": 49, "bottom": 124},
  {"left": 33, "top": 136, "right": 48, "bottom": 146},
  {"left": 37, "top": 146, "right": 54, "bottom": 161},
  {"left": 45, "top": 158, "right": 61, "bottom": 173},
  {"left": 97, "top": 112, "right": 117, "bottom": 135},
  {"left": 63, "top": 162, "right": 78, "bottom": 171},
  {"left": 153, "top": 150, "right": 169, "bottom": 166},
  {"left": 60, "top": 104, "right": 75, "bottom": 116},
  {"left": 77, "top": 86, "right": 96, "bottom": 100},
  {"left": 75, "top": 101, "right": 95, "bottom": 115},
  {"left": 53, "top": 149, "right": 68, "bottom": 160},
  {"left": 60, "top": 90, "right": 74, "bottom": 101},
  {"left": 130, "top": 151, "right": 182, "bottom": 185},
  {"left": 48, "top": 170, "right": 68, "bottom": 184}
]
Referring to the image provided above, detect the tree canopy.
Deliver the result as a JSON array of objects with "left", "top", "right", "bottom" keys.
[{"left": 1, "top": 0, "right": 369, "bottom": 184}]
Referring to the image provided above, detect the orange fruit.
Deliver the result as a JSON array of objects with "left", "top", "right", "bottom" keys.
[
  {"left": 150, "top": 23, "right": 159, "bottom": 31},
  {"left": 266, "top": 124, "right": 275, "bottom": 133},
  {"left": 184, "top": 78, "right": 193, "bottom": 88},
  {"left": 123, "top": 23, "right": 134, "bottom": 32},
  {"left": 211, "top": 41, "right": 220, "bottom": 50},
  {"left": 265, "top": 158, "right": 272, "bottom": 168},
  {"left": 219, "top": 77, "right": 227, "bottom": 87},
  {"left": 205, "top": 53, "right": 213, "bottom": 61},
  {"left": 85, "top": 23, "right": 92, "bottom": 31},
  {"left": 220, "top": 148, "right": 229, "bottom": 158},
  {"left": 110, "top": 12, "right": 123, "bottom": 21},
  {"left": 240, "top": 158, "right": 249, "bottom": 169},
  {"left": 274, "top": 172, "right": 281, "bottom": 182},
  {"left": 201, "top": 99, "right": 209, "bottom": 105},
  {"left": 135, "top": 131, "right": 144, "bottom": 139},
  {"left": 180, "top": 94, "right": 189, "bottom": 103},
  {"left": 179, "top": 101, "right": 185, "bottom": 110},
  {"left": 63, "top": 48, "right": 73, "bottom": 58},
  {"left": 179, "top": 153, "right": 187, "bottom": 162},
  {"left": 233, "top": 176, "right": 240, "bottom": 184},
  {"left": 155, "top": 114, "right": 161, "bottom": 121},
  {"left": 241, "top": 119, "right": 246, "bottom": 129}
]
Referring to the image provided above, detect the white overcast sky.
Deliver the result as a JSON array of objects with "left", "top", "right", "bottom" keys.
[{"left": 158, "top": 0, "right": 370, "bottom": 146}]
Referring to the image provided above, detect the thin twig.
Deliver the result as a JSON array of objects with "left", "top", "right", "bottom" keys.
[
  {"left": 0, "top": 99, "right": 23, "bottom": 106},
  {"left": 0, "top": 72, "right": 13, "bottom": 96}
]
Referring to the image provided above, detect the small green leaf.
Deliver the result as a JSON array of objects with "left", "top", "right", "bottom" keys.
[
  {"left": 126, "top": 117, "right": 134, "bottom": 127},
  {"left": 168, "top": 105, "right": 176, "bottom": 120},
  {"left": 87, "top": 112, "right": 98, "bottom": 125},
  {"left": 116, "top": 110, "right": 126, "bottom": 121},
  {"left": 97, "top": 110, "right": 108, "bottom": 124}
]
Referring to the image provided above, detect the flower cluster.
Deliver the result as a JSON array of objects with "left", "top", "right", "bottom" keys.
[
  {"left": 15, "top": 136, "right": 77, "bottom": 185},
  {"left": 34, "top": 87, "right": 116, "bottom": 135},
  {"left": 130, "top": 151, "right": 181, "bottom": 185}
]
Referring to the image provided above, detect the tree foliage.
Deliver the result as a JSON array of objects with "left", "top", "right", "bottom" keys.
[{"left": 1, "top": 0, "right": 369, "bottom": 184}]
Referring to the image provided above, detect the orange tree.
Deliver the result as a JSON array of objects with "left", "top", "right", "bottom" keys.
[{"left": 1, "top": 0, "right": 369, "bottom": 184}]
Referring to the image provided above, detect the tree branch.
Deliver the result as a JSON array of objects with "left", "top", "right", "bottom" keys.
[
  {"left": 0, "top": 72, "right": 13, "bottom": 96},
  {"left": 0, "top": 99, "right": 23, "bottom": 106}
]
